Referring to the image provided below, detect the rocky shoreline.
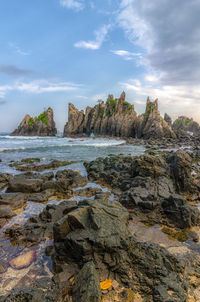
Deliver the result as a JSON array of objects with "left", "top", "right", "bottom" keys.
[{"left": 0, "top": 139, "right": 200, "bottom": 301}]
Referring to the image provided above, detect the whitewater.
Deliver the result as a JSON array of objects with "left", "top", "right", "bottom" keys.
[{"left": 0, "top": 134, "right": 145, "bottom": 174}]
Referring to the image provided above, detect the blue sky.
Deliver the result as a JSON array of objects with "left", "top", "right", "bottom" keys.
[{"left": 0, "top": 0, "right": 200, "bottom": 132}]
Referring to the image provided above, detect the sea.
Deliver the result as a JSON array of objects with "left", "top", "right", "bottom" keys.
[{"left": 0, "top": 133, "right": 145, "bottom": 174}]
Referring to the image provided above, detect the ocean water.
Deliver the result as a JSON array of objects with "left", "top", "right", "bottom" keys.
[{"left": 0, "top": 134, "right": 145, "bottom": 174}]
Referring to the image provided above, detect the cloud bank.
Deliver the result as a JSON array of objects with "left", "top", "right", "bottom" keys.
[{"left": 118, "top": 0, "right": 200, "bottom": 120}]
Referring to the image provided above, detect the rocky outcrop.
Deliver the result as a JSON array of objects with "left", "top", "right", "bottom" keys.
[
  {"left": 64, "top": 92, "right": 137, "bottom": 137},
  {"left": 64, "top": 93, "right": 176, "bottom": 139},
  {"left": 11, "top": 107, "right": 57, "bottom": 136},
  {"left": 85, "top": 151, "right": 200, "bottom": 229},
  {"left": 136, "top": 98, "right": 176, "bottom": 139},
  {"left": 52, "top": 195, "right": 193, "bottom": 301},
  {"left": 164, "top": 113, "right": 172, "bottom": 127},
  {"left": 172, "top": 116, "right": 200, "bottom": 136}
]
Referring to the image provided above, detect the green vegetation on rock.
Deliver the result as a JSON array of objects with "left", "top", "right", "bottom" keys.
[
  {"left": 28, "top": 118, "right": 34, "bottom": 127},
  {"left": 146, "top": 103, "right": 154, "bottom": 115},
  {"left": 162, "top": 226, "right": 188, "bottom": 242},
  {"left": 185, "top": 119, "right": 192, "bottom": 126},
  {"left": 176, "top": 119, "right": 181, "bottom": 125},
  {"left": 36, "top": 111, "right": 48, "bottom": 125},
  {"left": 106, "top": 98, "right": 117, "bottom": 116},
  {"left": 123, "top": 101, "right": 133, "bottom": 114},
  {"left": 99, "top": 108, "right": 104, "bottom": 118}
]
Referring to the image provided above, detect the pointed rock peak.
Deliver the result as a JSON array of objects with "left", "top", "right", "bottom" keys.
[
  {"left": 154, "top": 98, "right": 158, "bottom": 110},
  {"left": 164, "top": 113, "right": 172, "bottom": 126},
  {"left": 10, "top": 107, "right": 57, "bottom": 136},
  {"left": 107, "top": 94, "right": 114, "bottom": 100},
  {"left": 145, "top": 97, "right": 159, "bottom": 114},
  {"left": 119, "top": 91, "right": 126, "bottom": 102},
  {"left": 146, "top": 96, "right": 151, "bottom": 105}
]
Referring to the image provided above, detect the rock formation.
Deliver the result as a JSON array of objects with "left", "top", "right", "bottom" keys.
[
  {"left": 11, "top": 107, "right": 57, "bottom": 136},
  {"left": 85, "top": 150, "right": 200, "bottom": 229},
  {"left": 164, "top": 112, "right": 172, "bottom": 127},
  {"left": 64, "top": 92, "right": 176, "bottom": 139},
  {"left": 136, "top": 98, "right": 176, "bottom": 139},
  {"left": 64, "top": 92, "right": 137, "bottom": 137},
  {"left": 172, "top": 116, "right": 200, "bottom": 136}
]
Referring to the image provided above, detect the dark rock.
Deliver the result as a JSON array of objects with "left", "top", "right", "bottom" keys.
[
  {"left": 85, "top": 151, "right": 200, "bottom": 229},
  {"left": 161, "top": 195, "right": 200, "bottom": 228},
  {"left": 0, "top": 206, "right": 15, "bottom": 218},
  {"left": 7, "top": 177, "right": 44, "bottom": 193},
  {"left": 27, "top": 190, "right": 55, "bottom": 202},
  {"left": 0, "top": 261, "right": 7, "bottom": 274},
  {"left": 72, "top": 261, "right": 101, "bottom": 302},
  {"left": 11, "top": 107, "right": 57, "bottom": 137},
  {"left": 52, "top": 196, "right": 189, "bottom": 301},
  {"left": 0, "top": 193, "right": 27, "bottom": 209},
  {"left": 11, "top": 159, "right": 76, "bottom": 172},
  {"left": 6, "top": 200, "right": 78, "bottom": 247}
]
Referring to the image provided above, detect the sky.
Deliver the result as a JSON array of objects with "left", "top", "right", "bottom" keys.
[{"left": 0, "top": 0, "right": 200, "bottom": 132}]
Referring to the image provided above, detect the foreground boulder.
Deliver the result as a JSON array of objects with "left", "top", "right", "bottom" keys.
[
  {"left": 0, "top": 193, "right": 27, "bottom": 218},
  {"left": 52, "top": 195, "right": 195, "bottom": 301},
  {"left": 11, "top": 107, "right": 57, "bottom": 136},
  {"left": 72, "top": 262, "right": 101, "bottom": 302}
]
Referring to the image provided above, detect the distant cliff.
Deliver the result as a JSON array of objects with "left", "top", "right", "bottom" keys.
[
  {"left": 63, "top": 92, "right": 176, "bottom": 139},
  {"left": 11, "top": 107, "right": 57, "bottom": 136}
]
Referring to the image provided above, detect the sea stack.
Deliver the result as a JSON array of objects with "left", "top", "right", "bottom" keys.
[
  {"left": 63, "top": 92, "right": 176, "bottom": 139},
  {"left": 136, "top": 98, "right": 176, "bottom": 139},
  {"left": 11, "top": 107, "right": 57, "bottom": 136}
]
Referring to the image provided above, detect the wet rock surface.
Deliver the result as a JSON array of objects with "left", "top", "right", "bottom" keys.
[
  {"left": 1, "top": 150, "right": 200, "bottom": 301},
  {"left": 52, "top": 194, "right": 200, "bottom": 302},
  {"left": 9, "top": 159, "right": 76, "bottom": 172},
  {"left": 5, "top": 200, "right": 78, "bottom": 247},
  {"left": 85, "top": 150, "right": 200, "bottom": 229}
]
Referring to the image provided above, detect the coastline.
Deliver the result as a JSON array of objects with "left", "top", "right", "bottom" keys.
[{"left": 0, "top": 136, "right": 200, "bottom": 301}]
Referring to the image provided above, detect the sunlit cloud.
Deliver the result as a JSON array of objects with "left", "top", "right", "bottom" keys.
[
  {"left": 0, "top": 80, "right": 82, "bottom": 97},
  {"left": 111, "top": 49, "right": 142, "bottom": 61},
  {"left": 74, "top": 25, "right": 111, "bottom": 50},
  {"left": 60, "top": 0, "right": 84, "bottom": 11}
]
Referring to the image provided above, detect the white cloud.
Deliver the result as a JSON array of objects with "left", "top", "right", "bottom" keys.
[
  {"left": 60, "top": 0, "right": 84, "bottom": 11},
  {"left": 120, "top": 78, "right": 200, "bottom": 122},
  {"left": 9, "top": 43, "right": 30, "bottom": 56},
  {"left": 145, "top": 74, "right": 159, "bottom": 83},
  {"left": 111, "top": 50, "right": 142, "bottom": 62},
  {"left": 74, "top": 25, "right": 111, "bottom": 50},
  {"left": 0, "top": 80, "right": 82, "bottom": 97}
]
